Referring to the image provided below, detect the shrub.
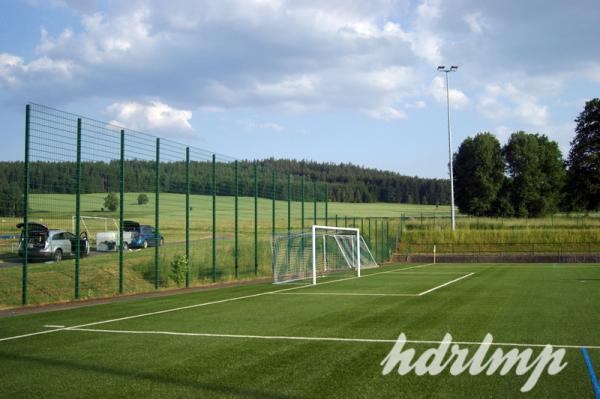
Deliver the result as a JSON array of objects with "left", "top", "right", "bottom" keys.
[
  {"left": 137, "top": 193, "right": 149, "bottom": 205},
  {"left": 103, "top": 192, "right": 119, "bottom": 212},
  {"left": 169, "top": 254, "right": 189, "bottom": 287}
]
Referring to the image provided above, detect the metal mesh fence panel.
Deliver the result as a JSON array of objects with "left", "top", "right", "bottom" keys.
[{"left": 0, "top": 103, "right": 342, "bottom": 307}]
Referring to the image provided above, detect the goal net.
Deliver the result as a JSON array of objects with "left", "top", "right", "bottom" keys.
[{"left": 272, "top": 225, "right": 378, "bottom": 285}]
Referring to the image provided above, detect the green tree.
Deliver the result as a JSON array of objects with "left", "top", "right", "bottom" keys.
[
  {"left": 103, "top": 192, "right": 119, "bottom": 212},
  {"left": 566, "top": 98, "right": 600, "bottom": 211},
  {"left": 453, "top": 132, "right": 504, "bottom": 216},
  {"left": 137, "top": 193, "right": 149, "bottom": 205},
  {"left": 0, "top": 181, "right": 24, "bottom": 217},
  {"left": 503, "top": 132, "right": 565, "bottom": 217}
]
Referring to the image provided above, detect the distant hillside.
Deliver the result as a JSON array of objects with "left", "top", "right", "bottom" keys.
[
  {"left": 258, "top": 159, "right": 450, "bottom": 205},
  {"left": 0, "top": 159, "right": 450, "bottom": 215}
]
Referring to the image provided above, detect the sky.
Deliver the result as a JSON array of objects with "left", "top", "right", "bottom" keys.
[{"left": 1, "top": 0, "right": 599, "bottom": 178}]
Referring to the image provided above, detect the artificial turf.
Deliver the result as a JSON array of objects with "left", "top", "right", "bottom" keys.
[{"left": 0, "top": 263, "right": 599, "bottom": 398}]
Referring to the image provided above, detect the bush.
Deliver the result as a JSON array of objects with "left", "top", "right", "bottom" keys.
[
  {"left": 103, "top": 192, "right": 119, "bottom": 212},
  {"left": 169, "top": 254, "right": 189, "bottom": 287},
  {"left": 137, "top": 193, "right": 149, "bottom": 205}
]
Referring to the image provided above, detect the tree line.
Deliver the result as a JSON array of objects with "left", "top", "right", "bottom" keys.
[
  {"left": 0, "top": 158, "right": 451, "bottom": 217},
  {"left": 453, "top": 98, "right": 600, "bottom": 217}
]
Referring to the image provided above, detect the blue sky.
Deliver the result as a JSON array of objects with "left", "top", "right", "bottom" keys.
[{"left": 1, "top": 0, "right": 599, "bottom": 178}]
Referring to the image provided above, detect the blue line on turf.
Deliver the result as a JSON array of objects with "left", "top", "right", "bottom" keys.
[{"left": 581, "top": 347, "right": 600, "bottom": 399}]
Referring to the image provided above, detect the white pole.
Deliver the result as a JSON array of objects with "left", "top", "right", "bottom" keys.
[
  {"left": 433, "top": 244, "right": 437, "bottom": 264},
  {"left": 312, "top": 225, "right": 317, "bottom": 285},
  {"left": 323, "top": 234, "right": 327, "bottom": 272},
  {"left": 356, "top": 230, "right": 361, "bottom": 277},
  {"left": 444, "top": 70, "right": 457, "bottom": 231}
]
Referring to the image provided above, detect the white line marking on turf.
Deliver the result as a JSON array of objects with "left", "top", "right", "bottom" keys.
[
  {"left": 417, "top": 273, "right": 475, "bottom": 296},
  {"left": 0, "top": 264, "right": 434, "bottom": 343},
  {"left": 272, "top": 292, "right": 418, "bottom": 297},
  {"left": 66, "top": 327, "right": 600, "bottom": 351},
  {"left": 43, "top": 325, "right": 65, "bottom": 328}
]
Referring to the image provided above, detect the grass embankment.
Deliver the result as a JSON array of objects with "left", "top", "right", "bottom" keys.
[{"left": 398, "top": 215, "right": 600, "bottom": 255}]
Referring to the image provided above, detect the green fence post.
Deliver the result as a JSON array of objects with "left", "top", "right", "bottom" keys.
[
  {"left": 212, "top": 154, "right": 216, "bottom": 282},
  {"left": 287, "top": 174, "right": 291, "bottom": 266},
  {"left": 313, "top": 180, "right": 317, "bottom": 225},
  {"left": 287, "top": 174, "right": 291, "bottom": 235},
  {"left": 22, "top": 104, "right": 30, "bottom": 305},
  {"left": 185, "top": 147, "right": 190, "bottom": 288},
  {"left": 301, "top": 175, "right": 305, "bottom": 231},
  {"left": 335, "top": 214, "right": 338, "bottom": 227},
  {"left": 272, "top": 169, "right": 276, "bottom": 241},
  {"left": 254, "top": 161, "right": 258, "bottom": 275},
  {"left": 119, "top": 129, "right": 125, "bottom": 294},
  {"left": 375, "top": 219, "right": 378, "bottom": 262},
  {"left": 386, "top": 219, "right": 389, "bottom": 260},
  {"left": 272, "top": 169, "right": 276, "bottom": 275},
  {"left": 325, "top": 184, "right": 328, "bottom": 225},
  {"left": 361, "top": 218, "right": 364, "bottom": 235},
  {"left": 154, "top": 138, "right": 160, "bottom": 289},
  {"left": 234, "top": 160, "right": 239, "bottom": 278},
  {"left": 368, "top": 217, "right": 371, "bottom": 246},
  {"left": 344, "top": 215, "right": 347, "bottom": 227},
  {"left": 75, "top": 118, "right": 82, "bottom": 299}
]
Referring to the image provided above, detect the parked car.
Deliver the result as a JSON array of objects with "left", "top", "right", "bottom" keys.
[
  {"left": 17, "top": 222, "right": 90, "bottom": 262},
  {"left": 124, "top": 220, "right": 164, "bottom": 249}
]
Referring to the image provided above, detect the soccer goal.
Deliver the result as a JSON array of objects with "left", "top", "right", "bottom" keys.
[{"left": 272, "top": 225, "right": 378, "bottom": 285}]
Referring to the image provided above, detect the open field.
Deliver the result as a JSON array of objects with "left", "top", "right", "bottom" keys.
[{"left": 1, "top": 262, "right": 599, "bottom": 398}]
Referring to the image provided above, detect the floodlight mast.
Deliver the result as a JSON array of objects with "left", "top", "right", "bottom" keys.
[{"left": 437, "top": 65, "right": 458, "bottom": 231}]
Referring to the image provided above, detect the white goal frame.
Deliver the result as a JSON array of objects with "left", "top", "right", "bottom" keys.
[{"left": 311, "top": 225, "right": 361, "bottom": 285}]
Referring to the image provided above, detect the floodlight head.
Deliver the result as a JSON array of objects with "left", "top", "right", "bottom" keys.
[
  {"left": 437, "top": 66, "right": 445, "bottom": 70},
  {"left": 451, "top": 65, "right": 458, "bottom": 70}
]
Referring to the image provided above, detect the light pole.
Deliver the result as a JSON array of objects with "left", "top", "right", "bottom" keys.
[{"left": 437, "top": 65, "right": 458, "bottom": 231}]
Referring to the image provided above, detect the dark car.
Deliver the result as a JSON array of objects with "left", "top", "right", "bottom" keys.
[
  {"left": 17, "top": 222, "right": 90, "bottom": 262},
  {"left": 124, "top": 220, "right": 164, "bottom": 249}
]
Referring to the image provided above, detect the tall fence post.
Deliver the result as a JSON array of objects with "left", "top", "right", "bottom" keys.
[
  {"left": 272, "top": 169, "right": 276, "bottom": 241},
  {"left": 287, "top": 174, "right": 291, "bottom": 235},
  {"left": 375, "top": 219, "right": 378, "bottom": 262},
  {"left": 335, "top": 214, "right": 338, "bottom": 227},
  {"left": 75, "top": 118, "right": 82, "bottom": 299},
  {"left": 234, "top": 160, "right": 239, "bottom": 278},
  {"left": 119, "top": 129, "right": 125, "bottom": 294},
  {"left": 154, "top": 138, "right": 160, "bottom": 289},
  {"left": 325, "top": 184, "right": 328, "bottom": 225},
  {"left": 212, "top": 154, "right": 216, "bottom": 282},
  {"left": 254, "top": 161, "right": 258, "bottom": 275},
  {"left": 185, "top": 147, "right": 190, "bottom": 288},
  {"left": 313, "top": 180, "right": 317, "bottom": 225},
  {"left": 301, "top": 175, "right": 305, "bottom": 231},
  {"left": 272, "top": 169, "right": 276, "bottom": 275},
  {"left": 22, "top": 104, "right": 30, "bottom": 305}
]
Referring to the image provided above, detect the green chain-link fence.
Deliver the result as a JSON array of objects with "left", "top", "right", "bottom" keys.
[{"left": 0, "top": 103, "right": 396, "bottom": 308}]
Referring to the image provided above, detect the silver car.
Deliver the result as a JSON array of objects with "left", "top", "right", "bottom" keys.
[{"left": 17, "top": 223, "right": 90, "bottom": 262}]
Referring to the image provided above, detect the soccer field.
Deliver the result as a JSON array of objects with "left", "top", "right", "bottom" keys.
[{"left": 1, "top": 263, "right": 599, "bottom": 398}]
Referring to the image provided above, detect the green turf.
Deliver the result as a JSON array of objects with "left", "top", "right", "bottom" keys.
[{"left": 1, "top": 262, "right": 599, "bottom": 398}]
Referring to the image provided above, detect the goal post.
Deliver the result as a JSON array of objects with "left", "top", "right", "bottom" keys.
[
  {"left": 272, "top": 225, "right": 378, "bottom": 285},
  {"left": 312, "top": 225, "right": 360, "bottom": 284}
]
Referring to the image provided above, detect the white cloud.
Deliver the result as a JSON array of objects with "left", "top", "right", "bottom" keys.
[
  {"left": 478, "top": 83, "right": 549, "bottom": 127},
  {"left": 106, "top": 101, "right": 194, "bottom": 137},
  {"left": 366, "top": 106, "right": 407, "bottom": 121},
  {"left": 463, "top": 12, "right": 487, "bottom": 34},
  {"left": 429, "top": 76, "right": 470, "bottom": 109},
  {"left": 242, "top": 120, "right": 285, "bottom": 132}
]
